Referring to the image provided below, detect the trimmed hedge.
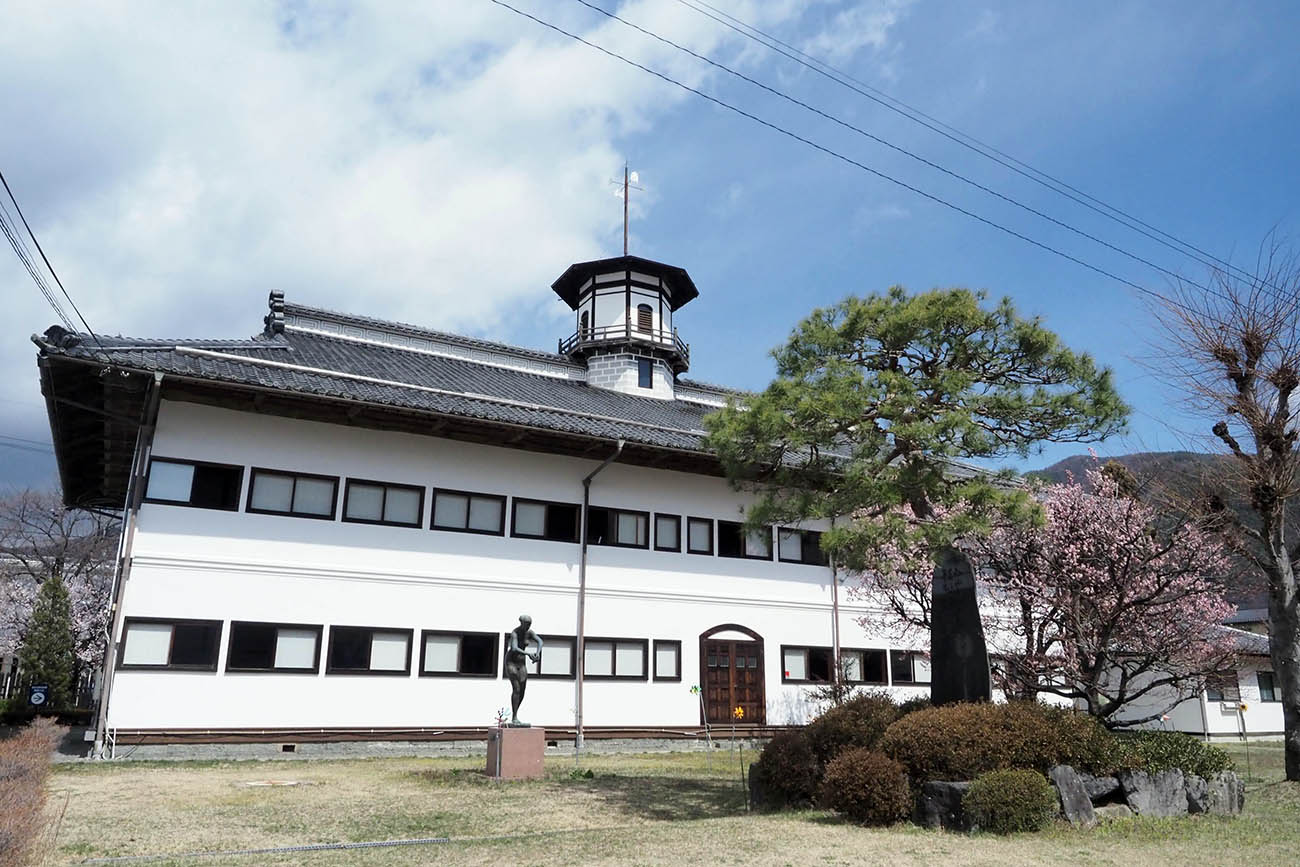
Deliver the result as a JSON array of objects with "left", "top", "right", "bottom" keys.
[
  {"left": 963, "top": 769, "right": 1058, "bottom": 834},
  {"left": 878, "top": 701, "right": 1124, "bottom": 782},
  {"left": 805, "top": 692, "right": 901, "bottom": 768},
  {"left": 749, "top": 730, "right": 820, "bottom": 810},
  {"left": 819, "top": 748, "right": 911, "bottom": 826},
  {"left": 1123, "top": 731, "right": 1232, "bottom": 778}
]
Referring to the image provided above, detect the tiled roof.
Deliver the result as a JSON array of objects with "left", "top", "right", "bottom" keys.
[{"left": 37, "top": 309, "right": 729, "bottom": 453}]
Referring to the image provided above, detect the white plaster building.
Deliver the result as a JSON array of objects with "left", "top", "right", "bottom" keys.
[{"left": 35, "top": 255, "right": 931, "bottom": 751}]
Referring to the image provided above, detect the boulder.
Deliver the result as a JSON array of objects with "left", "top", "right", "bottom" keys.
[
  {"left": 1048, "top": 765, "right": 1097, "bottom": 826},
  {"left": 1119, "top": 768, "right": 1188, "bottom": 818},
  {"left": 916, "top": 781, "right": 972, "bottom": 831},
  {"left": 1204, "top": 771, "right": 1245, "bottom": 815},
  {"left": 1185, "top": 774, "right": 1209, "bottom": 814},
  {"left": 1078, "top": 772, "right": 1120, "bottom": 802},
  {"left": 1093, "top": 803, "right": 1134, "bottom": 821}
]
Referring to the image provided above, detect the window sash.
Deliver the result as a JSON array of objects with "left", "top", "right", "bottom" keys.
[
  {"left": 248, "top": 470, "right": 338, "bottom": 519},
  {"left": 687, "top": 518, "right": 713, "bottom": 554},
  {"left": 327, "top": 626, "right": 412, "bottom": 675},
  {"left": 421, "top": 631, "right": 498, "bottom": 677},
  {"left": 226, "top": 622, "right": 320, "bottom": 672},
  {"left": 146, "top": 461, "right": 195, "bottom": 502},
  {"left": 119, "top": 619, "right": 221, "bottom": 670},
  {"left": 782, "top": 648, "right": 807, "bottom": 681},
  {"left": 777, "top": 529, "right": 802, "bottom": 562},
  {"left": 274, "top": 629, "right": 319, "bottom": 670},
  {"left": 512, "top": 499, "right": 579, "bottom": 541},
  {"left": 653, "top": 641, "right": 680, "bottom": 680},
  {"left": 654, "top": 515, "right": 680, "bottom": 551}
]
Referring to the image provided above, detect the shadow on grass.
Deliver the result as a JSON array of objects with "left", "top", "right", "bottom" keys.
[{"left": 573, "top": 774, "right": 749, "bottom": 821}]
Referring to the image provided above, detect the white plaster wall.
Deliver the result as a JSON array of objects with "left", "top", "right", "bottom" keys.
[
  {"left": 1111, "top": 662, "right": 1285, "bottom": 737},
  {"left": 109, "top": 400, "right": 929, "bottom": 731}
]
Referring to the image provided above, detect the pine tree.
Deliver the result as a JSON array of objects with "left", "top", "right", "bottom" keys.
[{"left": 17, "top": 573, "right": 76, "bottom": 709}]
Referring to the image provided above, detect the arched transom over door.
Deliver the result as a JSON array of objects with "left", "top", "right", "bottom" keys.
[{"left": 700, "top": 624, "right": 765, "bottom": 725}]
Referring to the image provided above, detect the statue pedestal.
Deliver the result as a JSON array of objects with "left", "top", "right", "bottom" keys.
[{"left": 487, "top": 727, "right": 545, "bottom": 780}]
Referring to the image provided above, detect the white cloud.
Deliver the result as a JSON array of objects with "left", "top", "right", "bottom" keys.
[
  {"left": 799, "top": 0, "right": 914, "bottom": 67},
  {"left": 0, "top": 0, "right": 916, "bottom": 454}
]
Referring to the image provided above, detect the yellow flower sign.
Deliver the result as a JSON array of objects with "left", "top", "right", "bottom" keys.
[{"left": 733, "top": 706, "right": 744, "bottom": 720}]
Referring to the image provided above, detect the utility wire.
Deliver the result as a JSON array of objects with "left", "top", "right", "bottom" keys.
[
  {"left": 487, "top": 0, "right": 1218, "bottom": 313},
  {"left": 671, "top": 0, "right": 1282, "bottom": 296},
  {"left": 572, "top": 0, "right": 1220, "bottom": 298},
  {"left": 0, "top": 203, "right": 74, "bottom": 330},
  {"left": 0, "top": 168, "right": 109, "bottom": 355}
]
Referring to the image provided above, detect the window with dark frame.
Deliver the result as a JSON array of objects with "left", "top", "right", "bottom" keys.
[
  {"left": 1258, "top": 671, "right": 1278, "bottom": 702},
  {"left": 226, "top": 622, "right": 321, "bottom": 672},
  {"left": 583, "top": 637, "right": 648, "bottom": 679},
  {"left": 247, "top": 468, "right": 339, "bottom": 519},
  {"left": 586, "top": 506, "right": 649, "bottom": 548},
  {"left": 421, "top": 631, "right": 499, "bottom": 677},
  {"left": 501, "top": 633, "right": 576, "bottom": 679},
  {"left": 890, "top": 650, "right": 931, "bottom": 685},
  {"left": 118, "top": 618, "right": 222, "bottom": 670},
  {"left": 326, "top": 626, "right": 412, "bottom": 675},
  {"left": 511, "top": 498, "right": 580, "bottom": 542},
  {"left": 144, "top": 458, "right": 243, "bottom": 511},
  {"left": 579, "top": 310, "right": 590, "bottom": 339},
  {"left": 1206, "top": 670, "right": 1240, "bottom": 702},
  {"left": 342, "top": 479, "right": 424, "bottom": 527},
  {"left": 777, "top": 528, "right": 829, "bottom": 566},
  {"left": 654, "top": 514, "right": 681, "bottom": 552},
  {"left": 430, "top": 489, "right": 506, "bottom": 535},
  {"left": 637, "top": 357, "right": 652, "bottom": 389},
  {"left": 686, "top": 517, "right": 714, "bottom": 555},
  {"left": 718, "top": 521, "right": 772, "bottom": 560},
  {"left": 637, "top": 303, "right": 653, "bottom": 332},
  {"left": 653, "top": 640, "right": 681, "bottom": 681}
]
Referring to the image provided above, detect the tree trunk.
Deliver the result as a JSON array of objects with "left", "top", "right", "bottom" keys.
[{"left": 1268, "top": 569, "right": 1300, "bottom": 781}]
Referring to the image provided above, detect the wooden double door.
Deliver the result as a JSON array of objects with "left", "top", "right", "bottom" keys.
[{"left": 701, "top": 627, "right": 765, "bottom": 725}]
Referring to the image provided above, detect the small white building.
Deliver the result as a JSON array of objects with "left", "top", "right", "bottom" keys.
[
  {"left": 35, "top": 254, "right": 931, "bottom": 750},
  {"left": 1110, "top": 627, "right": 1284, "bottom": 740}
]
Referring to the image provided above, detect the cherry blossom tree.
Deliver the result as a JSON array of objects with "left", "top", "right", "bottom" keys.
[
  {"left": 848, "top": 467, "right": 1240, "bottom": 726},
  {"left": 0, "top": 489, "right": 118, "bottom": 675}
]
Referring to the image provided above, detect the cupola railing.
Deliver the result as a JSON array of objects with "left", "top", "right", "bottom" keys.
[{"left": 558, "top": 323, "right": 690, "bottom": 366}]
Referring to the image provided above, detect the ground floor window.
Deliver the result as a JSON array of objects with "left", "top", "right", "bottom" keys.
[
  {"left": 119, "top": 618, "right": 222, "bottom": 671},
  {"left": 781, "top": 646, "right": 887, "bottom": 684},
  {"left": 226, "top": 622, "right": 321, "bottom": 672},
  {"left": 326, "top": 626, "right": 412, "bottom": 675},
  {"left": 502, "top": 634, "right": 576, "bottom": 679},
  {"left": 583, "top": 638, "right": 648, "bottom": 679},
  {"left": 420, "top": 631, "right": 498, "bottom": 677},
  {"left": 653, "top": 640, "right": 681, "bottom": 681},
  {"left": 889, "top": 650, "right": 931, "bottom": 685},
  {"left": 1206, "top": 670, "right": 1240, "bottom": 702}
]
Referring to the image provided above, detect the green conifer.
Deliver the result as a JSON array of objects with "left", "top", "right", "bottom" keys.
[{"left": 18, "top": 574, "right": 76, "bottom": 709}]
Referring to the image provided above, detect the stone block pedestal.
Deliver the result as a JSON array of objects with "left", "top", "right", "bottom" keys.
[{"left": 487, "top": 727, "right": 545, "bottom": 780}]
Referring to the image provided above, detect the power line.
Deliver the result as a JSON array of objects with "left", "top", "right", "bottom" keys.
[
  {"left": 486, "top": 0, "right": 1214, "bottom": 313},
  {"left": 571, "top": 0, "right": 1220, "bottom": 298},
  {"left": 0, "top": 168, "right": 109, "bottom": 356},
  {"left": 671, "top": 0, "right": 1281, "bottom": 296},
  {"left": 0, "top": 432, "right": 53, "bottom": 448},
  {"left": 0, "top": 440, "right": 53, "bottom": 456},
  {"left": 0, "top": 202, "right": 74, "bottom": 330}
]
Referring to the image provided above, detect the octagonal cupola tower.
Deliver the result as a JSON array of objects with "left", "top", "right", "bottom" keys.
[{"left": 553, "top": 254, "right": 698, "bottom": 400}]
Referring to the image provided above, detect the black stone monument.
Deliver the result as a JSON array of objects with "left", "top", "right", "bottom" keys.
[{"left": 929, "top": 547, "right": 992, "bottom": 705}]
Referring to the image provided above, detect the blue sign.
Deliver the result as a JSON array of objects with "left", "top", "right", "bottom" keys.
[{"left": 28, "top": 683, "right": 49, "bottom": 707}]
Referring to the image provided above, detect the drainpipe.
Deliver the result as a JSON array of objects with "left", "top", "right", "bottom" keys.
[
  {"left": 94, "top": 372, "right": 163, "bottom": 759},
  {"left": 829, "top": 517, "right": 840, "bottom": 689},
  {"left": 575, "top": 439, "right": 624, "bottom": 759}
]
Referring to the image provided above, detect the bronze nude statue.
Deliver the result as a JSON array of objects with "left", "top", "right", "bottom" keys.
[{"left": 505, "top": 615, "right": 544, "bottom": 726}]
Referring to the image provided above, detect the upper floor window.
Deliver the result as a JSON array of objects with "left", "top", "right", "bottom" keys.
[
  {"left": 587, "top": 506, "right": 649, "bottom": 548},
  {"left": 654, "top": 514, "right": 681, "bottom": 552},
  {"left": 719, "top": 521, "right": 772, "bottom": 560},
  {"left": 579, "top": 310, "right": 590, "bottom": 339},
  {"left": 637, "top": 303, "right": 653, "bottom": 333},
  {"left": 432, "top": 488, "right": 506, "bottom": 535},
  {"left": 512, "top": 498, "right": 580, "bottom": 542},
  {"left": 144, "top": 458, "right": 243, "bottom": 511},
  {"left": 686, "top": 517, "right": 714, "bottom": 555},
  {"left": 1258, "top": 671, "right": 1278, "bottom": 702},
  {"left": 247, "top": 468, "right": 338, "bottom": 520},
  {"left": 226, "top": 621, "right": 321, "bottom": 673},
  {"left": 637, "top": 358, "right": 653, "bottom": 389},
  {"left": 778, "top": 529, "right": 829, "bottom": 566},
  {"left": 119, "top": 618, "right": 222, "bottom": 671},
  {"left": 342, "top": 479, "right": 423, "bottom": 528}
]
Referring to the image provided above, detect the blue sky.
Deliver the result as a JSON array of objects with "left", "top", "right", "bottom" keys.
[{"left": 2, "top": 1, "right": 1299, "bottom": 488}]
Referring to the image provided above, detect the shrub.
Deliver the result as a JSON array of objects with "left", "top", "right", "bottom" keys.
[
  {"left": 1123, "top": 731, "right": 1232, "bottom": 778},
  {"left": 895, "top": 695, "right": 931, "bottom": 717},
  {"left": 749, "top": 730, "right": 820, "bottom": 810},
  {"left": 963, "top": 769, "right": 1058, "bottom": 834},
  {"left": 878, "top": 701, "right": 1124, "bottom": 782},
  {"left": 0, "top": 718, "right": 62, "bottom": 866},
  {"left": 805, "top": 692, "right": 900, "bottom": 768},
  {"left": 819, "top": 748, "right": 911, "bottom": 826}
]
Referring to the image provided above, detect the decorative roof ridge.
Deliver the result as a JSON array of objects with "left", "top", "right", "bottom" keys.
[{"left": 281, "top": 301, "right": 579, "bottom": 368}]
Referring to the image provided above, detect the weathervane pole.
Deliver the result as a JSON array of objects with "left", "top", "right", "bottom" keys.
[{"left": 623, "top": 163, "right": 629, "bottom": 256}]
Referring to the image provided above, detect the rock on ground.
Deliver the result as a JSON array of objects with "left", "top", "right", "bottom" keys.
[
  {"left": 1119, "top": 768, "right": 1188, "bottom": 818},
  {"left": 1078, "top": 772, "right": 1120, "bottom": 802},
  {"left": 915, "top": 781, "right": 972, "bottom": 831},
  {"left": 1048, "top": 765, "right": 1097, "bottom": 826}
]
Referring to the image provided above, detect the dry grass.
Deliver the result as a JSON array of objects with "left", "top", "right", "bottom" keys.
[
  {"left": 41, "top": 741, "right": 1300, "bottom": 866},
  {"left": 1, "top": 718, "right": 64, "bottom": 867}
]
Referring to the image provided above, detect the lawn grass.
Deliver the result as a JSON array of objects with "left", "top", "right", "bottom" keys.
[{"left": 42, "top": 740, "right": 1298, "bottom": 866}]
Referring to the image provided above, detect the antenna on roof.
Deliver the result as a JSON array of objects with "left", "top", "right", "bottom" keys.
[{"left": 610, "top": 163, "right": 644, "bottom": 256}]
